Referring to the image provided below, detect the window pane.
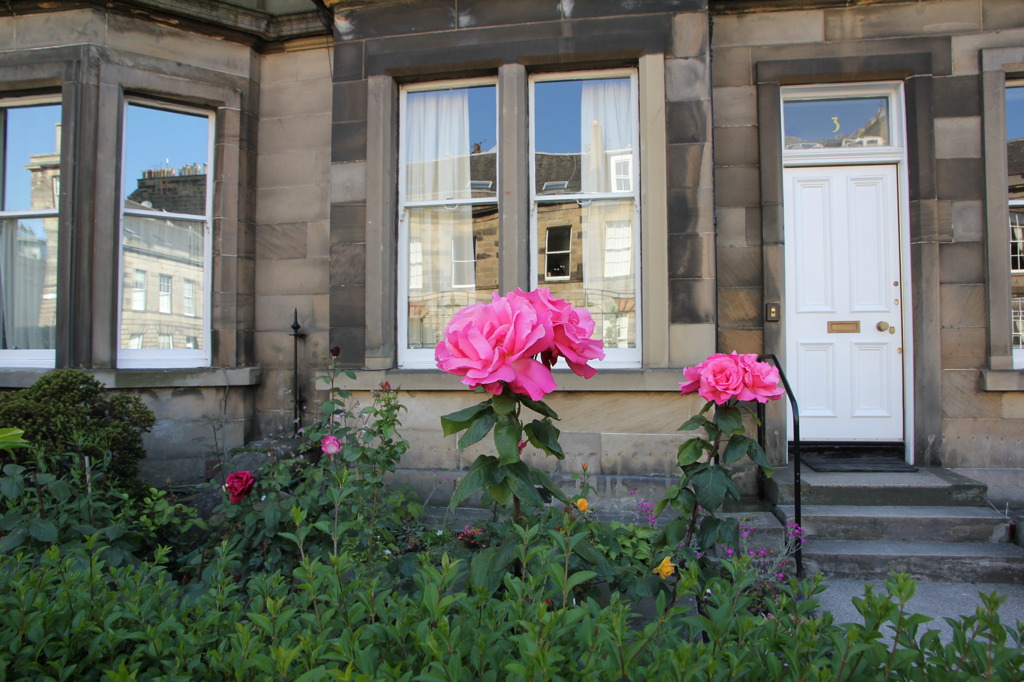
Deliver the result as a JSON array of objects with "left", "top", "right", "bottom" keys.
[
  {"left": 123, "top": 104, "right": 209, "bottom": 214},
  {"left": 405, "top": 204, "right": 498, "bottom": 349},
  {"left": 534, "top": 78, "right": 634, "bottom": 195},
  {"left": 404, "top": 85, "right": 496, "bottom": 202},
  {"left": 0, "top": 217, "right": 58, "bottom": 350},
  {"left": 121, "top": 215, "right": 204, "bottom": 350},
  {"left": 535, "top": 199, "right": 636, "bottom": 349},
  {"left": 784, "top": 97, "right": 890, "bottom": 149},
  {"left": 3, "top": 104, "right": 61, "bottom": 213}
]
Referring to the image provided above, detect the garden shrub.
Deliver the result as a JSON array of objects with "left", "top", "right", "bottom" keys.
[
  {"left": 1, "top": 537, "right": 1021, "bottom": 681},
  {"left": 0, "top": 369, "right": 155, "bottom": 495}
]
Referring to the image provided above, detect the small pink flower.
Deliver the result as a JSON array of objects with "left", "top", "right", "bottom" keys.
[{"left": 321, "top": 435, "right": 342, "bottom": 456}]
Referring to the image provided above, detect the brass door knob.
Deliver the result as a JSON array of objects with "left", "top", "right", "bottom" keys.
[{"left": 876, "top": 321, "right": 890, "bottom": 332}]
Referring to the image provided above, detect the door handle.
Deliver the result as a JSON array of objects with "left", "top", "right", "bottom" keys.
[{"left": 876, "top": 321, "right": 889, "bottom": 331}]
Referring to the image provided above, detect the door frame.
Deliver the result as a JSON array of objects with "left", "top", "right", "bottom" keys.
[{"left": 779, "top": 82, "right": 915, "bottom": 463}]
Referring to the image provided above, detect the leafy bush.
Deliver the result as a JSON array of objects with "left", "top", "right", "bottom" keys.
[
  {"left": 1, "top": 538, "right": 1021, "bottom": 681},
  {"left": 0, "top": 369, "right": 155, "bottom": 494}
]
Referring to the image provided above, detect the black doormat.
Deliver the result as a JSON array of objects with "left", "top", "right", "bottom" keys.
[
  {"left": 791, "top": 442, "right": 918, "bottom": 472},
  {"left": 800, "top": 456, "right": 918, "bottom": 473}
]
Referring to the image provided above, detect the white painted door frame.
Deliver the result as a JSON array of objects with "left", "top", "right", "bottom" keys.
[{"left": 780, "top": 82, "right": 915, "bottom": 462}]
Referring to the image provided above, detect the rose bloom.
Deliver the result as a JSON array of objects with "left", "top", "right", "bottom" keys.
[
  {"left": 435, "top": 291, "right": 556, "bottom": 400},
  {"left": 519, "top": 288, "right": 604, "bottom": 378},
  {"left": 653, "top": 556, "right": 676, "bottom": 579},
  {"left": 224, "top": 470, "right": 255, "bottom": 503},
  {"left": 679, "top": 351, "right": 783, "bottom": 404},
  {"left": 575, "top": 498, "right": 589, "bottom": 514},
  {"left": 321, "top": 435, "right": 342, "bottom": 456}
]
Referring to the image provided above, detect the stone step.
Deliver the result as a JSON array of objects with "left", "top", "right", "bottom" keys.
[
  {"left": 777, "top": 504, "right": 1011, "bottom": 543},
  {"left": 767, "top": 465, "right": 989, "bottom": 507},
  {"left": 803, "top": 540, "right": 1024, "bottom": 584}
]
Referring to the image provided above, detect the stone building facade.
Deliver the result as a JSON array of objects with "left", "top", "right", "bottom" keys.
[{"left": 0, "top": 0, "right": 1021, "bottom": 506}]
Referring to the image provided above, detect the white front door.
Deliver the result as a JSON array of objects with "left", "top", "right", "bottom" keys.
[{"left": 783, "top": 164, "right": 905, "bottom": 441}]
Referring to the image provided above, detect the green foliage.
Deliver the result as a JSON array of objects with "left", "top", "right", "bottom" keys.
[
  {"left": 1, "top": 537, "right": 1021, "bottom": 681},
  {"left": 0, "top": 369, "right": 155, "bottom": 495},
  {"left": 202, "top": 372, "right": 419, "bottom": 577},
  {"left": 0, "top": 444, "right": 203, "bottom": 566}
]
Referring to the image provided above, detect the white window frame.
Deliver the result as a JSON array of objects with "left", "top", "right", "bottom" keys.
[
  {"left": 132, "top": 269, "right": 147, "bottom": 311},
  {"left": 397, "top": 77, "right": 498, "bottom": 367},
  {"left": 158, "top": 274, "right": 172, "bottom": 314},
  {"left": 1009, "top": 82, "right": 1024, "bottom": 367},
  {"left": 604, "top": 220, "right": 632, "bottom": 279},
  {"left": 0, "top": 94, "right": 61, "bottom": 368},
  {"left": 117, "top": 98, "right": 213, "bottom": 369},
  {"left": 529, "top": 69, "right": 642, "bottom": 368}
]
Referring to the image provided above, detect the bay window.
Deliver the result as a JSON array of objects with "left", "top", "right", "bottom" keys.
[
  {"left": 118, "top": 101, "right": 212, "bottom": 368},
  {"left": 1008, "top": 84, "right": 1024, "bottom": 367},
  {"left": 397, "top": 68, "right": 640, "bottom": 368},
  {"left": 0, "top": 98, "right": 61, "bottom": 368}
]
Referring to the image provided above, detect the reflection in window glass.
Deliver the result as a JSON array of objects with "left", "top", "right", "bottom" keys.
[
  {"left": 1007, "top": 87, "right": 1024, "bottom": 358},
  {"left": 403, "top": 85, "right": 496, "bottom": 202},
  {"left": 1, "top": 101, "right": 61, "bottom": 355},
  {"left": 534, "top": 78, "right": 634, "bottom": 195},
  {"left": 545, "top": 225, "right": 572, "bottom": 280},
  {"left": 535, "top": 199, "right": 636, "bottom": 350},
  {"left": 400, "top": 82, "right": 498, "bottom": 356},
  {"left": 120, "top": 102, "right": 209, "bottom": 360},
  {"left": 405, "top": 205, "right": 498, "bottom": 349},
  {"left": 784, "top": 98, "right": 889, "bottom": 149}
]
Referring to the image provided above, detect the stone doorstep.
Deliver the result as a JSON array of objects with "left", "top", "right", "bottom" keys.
[
  {"left": 767, "top": 465, "right": 990, "bottom": 507},
  {"left": 803, "top": 540, "right": 1024, "bottom": 585},
  {"left": 776, "top": 505, "right": 1012, "bottom": 543}
]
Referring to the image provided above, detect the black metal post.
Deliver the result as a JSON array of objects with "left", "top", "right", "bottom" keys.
[{"left": 290, "top": 309, "right": 307, "bottom": 436}]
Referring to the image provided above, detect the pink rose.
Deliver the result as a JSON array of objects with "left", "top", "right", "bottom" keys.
[
  {"left": 225, "top": 470, "right": 254, "bottom": 503},
  {"left": 741, "top": 355, "right": 785, "bottom": 403},
  {"left": 435, "top": 292, "right": 557, "bottom": 400},
  {"left": 679, "top": 352, "right": 784, "bottom": 404},
  {"left": 321, "top": 435, "right": 342, "bottom": 456},
  {"left": 519, "top": 288, "right": 605, "bottom": 378}
]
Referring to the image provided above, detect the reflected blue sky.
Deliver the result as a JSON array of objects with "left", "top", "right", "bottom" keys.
[
  {"left": 1008, "top": 86, "right": 1024, "bottom": 141},
  {"left": 4, "top": 104, "right": 60, "bottom": 212},
  {"left": 123, "top": 104, "right": 209, "bottom": 197},
  {"left": 784, "top": 97, "right": 887, "bottom": 144}
]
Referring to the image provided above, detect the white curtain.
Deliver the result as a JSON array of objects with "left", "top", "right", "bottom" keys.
[
  {"left": 580, "top": 79, "right": 632, "bottom": 193},
  {"left": 0, "top": 220, "right": 48, "bottom": 350},
  {"left": 405, "top": 89, "right": 471, "bottom": 201}
]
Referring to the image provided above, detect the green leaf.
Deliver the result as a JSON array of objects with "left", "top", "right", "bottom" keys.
[
  {"left": 447, "top": 456, "right": 499, "bottom": 510},
  {"left": 524, "top": 418, "right": 564, "bottom": 459},
  {"left": 746, "top": 440, "right": 774, "bottom": 476},
  {"left": 722, "top": 434, "right": 750, "bottom": 464},
  {"left": 494, "top": 416, "right": 523, "bottom": 465},
  {"left": 517, "top": 396, "right": 559, "bottom": 420},
  {"left": 0, "top": 511, "right": 25, "bottom": 531},
  {"left": 457, "top": 410, "right": 497, "bottom": 450},
  {"left": 713, "top": 405, "right": 744, "bottom": 435},
  {"left": 677, "top": 414, "right": 710, "bottom": 432},
  {"left": 28, "top": 517, "right": 58, "bottom": 543},
  {"left": 529, "top": 467, "right": 567, "bottom": 504},
  {"left": 0, "top": 475, "right": 24, "bottom": 500},
  {"left": 503, "top": 464, "right": 544, "bottom": 508},
  {"left": 0, "top": 527, "right": 27, "bottom": 551},
  {"left": 440, "top": 402, "right": 492, "bottom": 436},
  {"left": 566, "top": 570, "right": 598, "bottom": 591},
  {"left": 677, "top": 438, "right": 707, "bottom": 467},
  {"left": 490, "top": 391, "right": 516, "bottom": 416},
  {"left": 690, "top": 466, "right": 735, "bottom": 512}
]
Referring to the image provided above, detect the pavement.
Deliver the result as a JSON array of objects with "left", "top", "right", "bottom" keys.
[{"left": 814, "top": 578, "right": 1024, "bottom": 644}]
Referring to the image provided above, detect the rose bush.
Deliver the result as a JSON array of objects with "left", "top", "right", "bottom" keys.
[
  {"left": 437, "top": 289, "right": 603, "bottom": 520},
  {"left": 224, "top": 470, "right": 254, "bottom": 503},
  {"left": 655, "top": 352, "right": 783, "bottom": 576}
]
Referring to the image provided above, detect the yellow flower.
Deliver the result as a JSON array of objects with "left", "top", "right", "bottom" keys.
[
  {"left": 575, "top": 498, "right": 588, "bottom": 513},
  {"left": 653, "top": 556, "right": 676, "bottom": 579}
]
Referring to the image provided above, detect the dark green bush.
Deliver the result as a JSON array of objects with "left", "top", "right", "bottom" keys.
[{"left": 0, "top": 369, "right": 155, "bottom": 494}]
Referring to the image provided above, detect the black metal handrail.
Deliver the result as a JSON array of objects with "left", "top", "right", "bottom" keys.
[{"left": 755, "top": 353, "right": 802, "bottom": 577}]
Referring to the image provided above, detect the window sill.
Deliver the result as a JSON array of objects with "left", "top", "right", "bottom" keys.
[
  {"left": 980, "top": 368, "right": 1024, "bottom": 392},
  {"left": 326, "top": 367, "right": 684, "bottom": 393},
  {"left": 0, "top": 367, "right": 262, "bottom": 390}
]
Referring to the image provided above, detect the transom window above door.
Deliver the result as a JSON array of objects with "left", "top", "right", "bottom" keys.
[{"left": 781, "top": 83, "right": 905, "bottom": 162}]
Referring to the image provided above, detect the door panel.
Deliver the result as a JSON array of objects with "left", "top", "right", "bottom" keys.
[{"left": 784, "top": 165, "right": 904, "bottom": 441}]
